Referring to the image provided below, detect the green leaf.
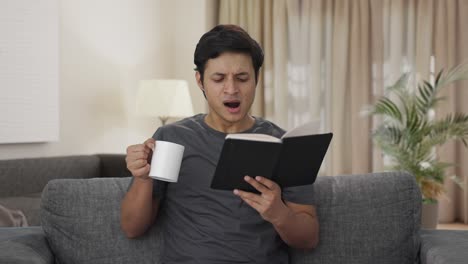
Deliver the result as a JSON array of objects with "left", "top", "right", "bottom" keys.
[
  {"left": 434, "top": 69, "right": 444, "bottom": 87},
  {"left": 373, "top": 97, "right": 403, "bottom": 123},
  {"left": 368, "top": 62, "right": 468, "bottom": 201}
]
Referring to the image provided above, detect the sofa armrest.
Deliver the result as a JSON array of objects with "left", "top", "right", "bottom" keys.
[
  {"left": 420, "top": 229, "right": 468, "bottom": 264},
  {"left": 0, "top": 226, "right": 54, "bottom": 264}
]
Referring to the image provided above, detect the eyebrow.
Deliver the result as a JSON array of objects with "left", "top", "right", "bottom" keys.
[{"left": 211, "top": 72, "right": 250, "bottom": 78}]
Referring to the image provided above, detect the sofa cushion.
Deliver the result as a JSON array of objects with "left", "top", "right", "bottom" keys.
[
  {"left": 0, "top": 226, "right": 53, "bottom": 264},
  {"left": 420, "top": 229, "right": 468, "bottom": 264},
  {"left": 0, "top": 193, "right": 42, "bottom": 226},
  {"left": 41, "top": 178, "right": 161, "bottom": 264},
  {"left": 289, "top": 171, "right": 421, "bottom": 264}
]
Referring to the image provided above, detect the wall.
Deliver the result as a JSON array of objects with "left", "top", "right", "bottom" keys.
[
  {"left": 0, "top": 0, "right": 59, "bottom": 144},
  {"left": 0, "top": 0, "right": 216, "bottom": 159}
]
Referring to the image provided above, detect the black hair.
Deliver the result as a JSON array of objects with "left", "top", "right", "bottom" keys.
[{"left": 194, "top": 24, "right": 264, "bottom": 85}]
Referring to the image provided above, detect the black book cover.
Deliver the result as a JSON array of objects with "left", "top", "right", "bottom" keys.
[{"left": 210, "top": 133, "right": 333, "bottom": 192}]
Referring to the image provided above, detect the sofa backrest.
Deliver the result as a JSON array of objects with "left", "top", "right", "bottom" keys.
[
  {"left": 0, "top": 156, "right": 101, "bottom": 197},
  {"left": 290, "top": 171, "right": 421, "bottom": 264},
  {"left": 96, "top": 154, "right": 131, "bottom": 179},
  {"left": 40, "top": 172, "right": 421, "bottom": 264},
  {"left": 0, "top": 155, "right": 129, "bottom": 226}
]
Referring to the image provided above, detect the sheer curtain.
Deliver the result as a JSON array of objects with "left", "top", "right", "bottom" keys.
[
  {"left": 220, "top": 0, "right": 374, "bottom": 176},
  {"left": 431, "top": 0, "right": 468, "bottom": 224},
  {"left": 381, "top": 0, "right": 468, "bottom": 223},
  {"left": 219, "top": 0, "right": 468, "bottom": 223},
  {"left": 218, "top": 0, "right": 289, "bottom": 120}
]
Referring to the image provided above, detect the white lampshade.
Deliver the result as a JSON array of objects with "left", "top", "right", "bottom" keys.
[{"left": 136, "top": 79, "right": 194, "bottom": 118}]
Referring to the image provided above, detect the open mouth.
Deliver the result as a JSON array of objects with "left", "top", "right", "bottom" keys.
[
  {"left": 223, "top": 100, "right": 241, "bottom": 113},
  {"left": 223, "top": 101, "right": 241, "bottom": 108}
]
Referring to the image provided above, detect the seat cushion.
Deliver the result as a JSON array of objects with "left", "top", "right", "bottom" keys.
[
  {"left": 420, "top": 229, "right": 468, "bottom": 264},
  {"left": 41, "top": 178, "right": 162, "bottom": 264},
  {"left": 0, "top": 226, "right": 53, "bottom": 264}
]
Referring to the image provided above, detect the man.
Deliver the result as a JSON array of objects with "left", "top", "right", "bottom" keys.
[{"left": 121, "top": 24, "right": 318, "bottom": 263}]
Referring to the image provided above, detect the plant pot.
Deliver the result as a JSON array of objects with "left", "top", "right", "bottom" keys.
[{"left": 421, "top": 202, "right": 439, "bottom": 229}]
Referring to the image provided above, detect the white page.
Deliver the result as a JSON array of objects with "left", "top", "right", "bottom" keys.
[
  {"left": 226, "top": 133, "right": 282, "bottom": 143},
  {"left": 282, "top": 121, "right": 321, "bottom": 139}
]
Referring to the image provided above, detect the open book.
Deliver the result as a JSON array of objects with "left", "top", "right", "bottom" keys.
[{"left": 210, "top": 122, "right": 333, "bottom": 192}]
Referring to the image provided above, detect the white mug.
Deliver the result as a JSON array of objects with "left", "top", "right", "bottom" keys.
[{"left": 149, "top": 141, "right": 184, "bottom": 182}]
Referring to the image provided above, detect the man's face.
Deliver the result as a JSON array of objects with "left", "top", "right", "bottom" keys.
[{"left": 197, "top": 52, "right": 256, "bottom": 126}]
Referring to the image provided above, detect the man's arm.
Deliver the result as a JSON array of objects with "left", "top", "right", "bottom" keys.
[
  {"left": 273, "top": 201, "right": 318, "bottom": 249},
  {"left": 121, "top": 178, "right": 160, "bottom": 238},
  {"left": 120, "top": 138, "right": 160, "bottom": 238},
  {"left": 234, "top": 176, "right": 319, "bottom": 249}
]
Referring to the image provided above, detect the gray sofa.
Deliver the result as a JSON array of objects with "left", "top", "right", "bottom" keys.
[
  {"left": 1, "top": 156, "right": 468, "bottom": 263},
  {"left": 0, "top": 155, "right": 130, "bottom": 226}
]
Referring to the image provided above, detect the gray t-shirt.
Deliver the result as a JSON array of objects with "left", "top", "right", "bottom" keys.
[{"left": 149, "top": 114, "right": 315, "bottom": 263}]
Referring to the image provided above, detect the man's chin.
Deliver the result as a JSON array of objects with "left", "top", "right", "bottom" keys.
[
  {"left": 207, "top": 106, "right": 251, "bottom": 125},
  {"left": 222, "top": 111, "right": 248, "bottom": 123}
]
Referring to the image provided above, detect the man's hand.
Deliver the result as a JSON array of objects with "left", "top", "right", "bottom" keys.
[
  {"left": 233, "top": 176, "right": 290, "bottom": 225},
  {"left": 126, "top": 138, "right": 155, "bottom": 180},
  {"left": 234, "top": 175, "right": 319, "bottom": 249}
]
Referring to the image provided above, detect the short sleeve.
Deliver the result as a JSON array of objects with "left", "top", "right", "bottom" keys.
[{"left": 282, "top": 184, "right": 315, "bottom": 205}]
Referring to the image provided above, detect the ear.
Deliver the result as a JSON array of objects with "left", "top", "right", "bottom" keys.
[{"left": 195, "top": 71, "right": 204, "bottom": 91}]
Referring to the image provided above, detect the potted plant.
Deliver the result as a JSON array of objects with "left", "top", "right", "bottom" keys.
[{"left": 366, "top": 64, "right": 468, "bottom": 228}]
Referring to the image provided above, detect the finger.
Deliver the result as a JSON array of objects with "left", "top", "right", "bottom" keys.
[
  {"left": 128, "top": 145, "right": 151, "bottom": 156},
  {"left": 126, "top": 153, "right": 149, "bottom": 167},
  {"left": 233, "top": 189, "right": 263, "bottom": 204},
  {"left": 244, "top": 176, "right": 269, "bottom": 193},
  {"left": 131, "top": 164, "right": 150, "bottom": 177},
  {"left": 254, "top": 176, "right": 279, "bottom": 191},
  {"left": 126, "top": 144, "right": 140, "bottom": 154},
  {"left": 127, "top": 143, "right": 147, "bottom": 152},
  {"left": 129, "top": 151, "right": 149, "bottom": 160},
  {"left": 127, "top": 159, "right": 148, "bottom": 170},
  {"left": 144, "top": 138, "right": 155, "bottom": 144},
  {"left": 142, "top": 147, "right": 151, "bottom": 155},
  {"left": 144, "top": 140, "right": 155, "bottom": 164},
  {"left": 127, "top": 158, "right": 146, "bottom": 167},
  {"left": 144, "top": 138, "right": 155, "bottom": 150}
]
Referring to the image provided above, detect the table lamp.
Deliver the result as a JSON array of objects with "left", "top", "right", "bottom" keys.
[{"left": 136, "top": 79, "right": 194, "bottom": 125}]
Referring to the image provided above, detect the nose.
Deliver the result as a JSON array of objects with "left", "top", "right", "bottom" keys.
[{"left": 223, "top": 78, "right": 239, "bottom": 94}]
